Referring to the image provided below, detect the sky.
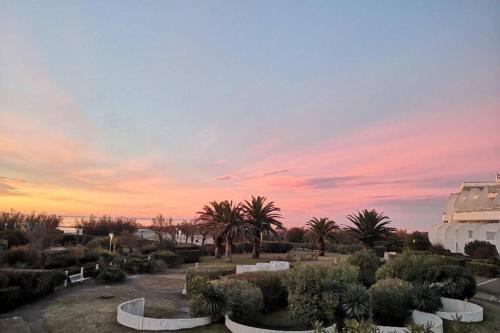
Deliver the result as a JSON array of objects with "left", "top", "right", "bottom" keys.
[{"left": 1, "top": 1, "right": 499, "bottom": 230}]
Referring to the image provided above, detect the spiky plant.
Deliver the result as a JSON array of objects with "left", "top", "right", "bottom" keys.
[
  {"left": 190, "top": 283, "right": 226, "bottom": 319},
  {"left": 412, "top": 283, "right": 442, "bottom": 313},
  {"left": 342, "top": 283, "right": 370, "bottom": 320}
]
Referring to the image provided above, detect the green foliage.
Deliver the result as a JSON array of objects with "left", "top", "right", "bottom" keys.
[
  {"left": 0, "top": 286, "right": 21, "bottom": 313},
  {"left": 189, "top": 283, "right": 226, "bottom": 319},
  {"left": 216, "top": 279, "right": 263, "bottom": 325},
  {"left": 345, "top": 209, "right": 395, "bottom": 248},
  {"left": 96, "top": 266, "right": 126, "bottom": 283},
  {"left": 440, "top": 265, "right": 476, "bottom": 300},
  {"left": 185, "top": 266, "right": 236, "bottom": 295},
  {"left": 43, "top": 253, "right": 78, "bottom": 269},
  {"left": 4, "top": 245, "right": 42, "bottom": 267},
  {"left": 158, "top": 239, "right": 176, "bottom": 252},
  {"left": 330, "top": 243, "right": 364, "bottom": 255},
  {"left": 227, "top": 271, "right": 288, "bottom": 311},
  {"left": 466, "top": 261, "right": 499, "bottom": 277},
  {"left": 261, "top": 241, "right": 294, "bottom": 253},
  {"left": 79, "top": 250, "right": 100, "bottom": 264},
  {"left": 341, "top": 283, "right": 370, "bottom": 321},
  {"left": 0, "top": 273, "right": 9, "bottom": 288},
  {"left": 154, "top": 250, "right": 180, "bottom": 267},
  {"left": 86, "top": 236, "right": 109, "bottom": 249},
  {"left": 376, "top": 252, "right": 443, "bottom": 283},
  {"left": 369, "top": 278, "right": 413, "bottom": 326},
  {"left": 408, "top": 232, "right": 431, "bottom": 251},
  {"left": 177, "top": 249, "right": 201, "bottom": 263},
  {"left": 348, "top": 249, "right": 380, "bottom": 287},
  {"left": 80, "top": 215, "right": 138, "bottom": 236},
  {"left": 343, "top": 320, "right": 380, "bottom": 333},
  {"left": 464, "top": 240, "right": 498, "bottom": 259},
  {"left": 285, "top": 227, "right": 307, "bottom": 243},
  {"left": 324, "top": 261, "right": 360, "bottom": 284},
  {"left": 1, "top": 269, "right": 62, "bottom": 306},
  {"left": 0, "top": 230, "right": 29, "bottom": 248},
  {"left": 412, "top": 283, "right": 442, "bottom": 313}
]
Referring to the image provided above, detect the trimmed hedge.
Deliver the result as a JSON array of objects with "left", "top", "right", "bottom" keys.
[
  {"left": 261, "top": 241, "right": 294, "bottom": 253},
  {"left": 466, "top": 261, "right": 499, "bottom": 278},
  {"left": 177, "top": 249, "right": 201, "bottom": 263},
  {"left": 97, "top": 266, "right": 126, "bottom": 283},
  {"left": 0, "top": 286, "right": 21, "bottom": 312},
  {"left": 155, "top": 250, "right": 180, "bottom": 267},
  {"left": 227, "top": 271, "right": 288, "bottom": 311},
  {"left": 186, "top": 266, "right": 236, "bottom": 295}
]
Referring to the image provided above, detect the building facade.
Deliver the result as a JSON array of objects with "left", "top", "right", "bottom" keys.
[{"left": 428, "top": 174, "right": 500, "bottom": 254}]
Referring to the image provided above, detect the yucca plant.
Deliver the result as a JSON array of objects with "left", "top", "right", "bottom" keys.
[
  {"left": 341, "top": 283, "right": 370, "bottom": 320},
  {"left": 343, "top": 319, "right": 380, "bottom": 333},
  {"left": 189, "top": 283, "right": 226, "bottom": 319},
  {"left": 412, "top": 283, "right": 442, "bottom": 313}
]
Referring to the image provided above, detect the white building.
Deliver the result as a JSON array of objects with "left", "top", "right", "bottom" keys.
[{"left": 428, "top": 174, "right": 500, "bottom": 254}]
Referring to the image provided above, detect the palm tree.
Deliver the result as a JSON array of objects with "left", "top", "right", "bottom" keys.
[
  {"left": 197, "top": 201, "right": 226, "bottom": 258},
  {"left": 306, "top": 217, "right": 339, "bottom": 256},
  {"left": 242, "top": 196, "right": 283, "bottom": 258},
  {"left": 345, "top": 209, "right": 395, "bottom": 247}
]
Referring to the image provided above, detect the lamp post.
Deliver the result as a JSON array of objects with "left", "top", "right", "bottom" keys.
[{"left": 109, "top": 233, "right": 114, "bottom": 252}]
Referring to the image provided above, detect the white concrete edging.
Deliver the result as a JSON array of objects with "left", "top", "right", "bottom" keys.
[
  {"left": 225, "top": 315, "right": 335, "bottom": 333},
  {"left": 435, "top": 297, "right": 483, "bottom": 322},
  {"left": 236, "top": 261, "right": 290, "bottom": 275},
  {"left": 377, "top": 310, "right": 443, "bottom": 333},
  {"left": 117, "top": 298, "right": 211, "bottom": 330}
]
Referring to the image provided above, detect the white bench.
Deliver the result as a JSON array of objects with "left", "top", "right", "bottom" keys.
[{"left": 68, "top": 267, "right": 90, "bottom": 284}]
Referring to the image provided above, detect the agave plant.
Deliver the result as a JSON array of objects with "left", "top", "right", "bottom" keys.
[
  {"left": 198, "top": 283, "right": 227, "bottom": 319},
  {"left": 412, "top": 283, "right": 442, "bottom": 313},
  {"left": 341, "top": 283, "right": 371, "bottom": 320},
  {"left": 343, "top": 319, "right": 380, "bottom": 333}
]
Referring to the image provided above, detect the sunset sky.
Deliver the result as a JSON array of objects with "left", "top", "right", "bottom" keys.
[{"left": 1, "top": 1, "right": 499, "bottom": 230}]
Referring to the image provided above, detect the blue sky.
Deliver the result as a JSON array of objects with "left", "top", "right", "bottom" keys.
[{"left": 1, "top": 1, "right": 499, "bottom": 229}]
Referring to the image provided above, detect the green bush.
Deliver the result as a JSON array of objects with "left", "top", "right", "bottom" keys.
[
  {"left": 373, "top": 245, "right": 386, "bottom": 258},
  {"left": 412, "top": 283, "right": 442, "bottom": 313},
  {"left": 122, "top": 258, "right": 144, "bottom": 274},
  {"left": 227, "top": 271, "right": 288, "bottom": 311},
  {"left": 464, "top": 240, "right": 498, "bottom": 259},
  {"left": 186, "top": 266, "right": 236, "bottom": 295},
  {"left": 234, "top": 242, "right": 252, "bottom": 254},
  {"left": 96, "top": 266, "right": 126, "bottom": 283},
  {"left": 341, "top": 283, "right": 370, "bottom": 321},
  {"left": 348, "top": 249, "right": 380, "bottom": 287},
  {"left": 158, "top": 239, "right": 176, "bottom": 251},
  {"left": 79, "top": 250, "right": 100, "bottom": 264},
  {"left": 408, "top": 232, "right": 431, "bottom": 251},
  {"left": 440, "top": 265, "right": 476, "bottom": 300},
  {"left": 285, "top": 227, "right": 307, "bottom": 243},
  {"left": 466, "top": 261, "right": 499, "bottom": 278},
  {"left": 323, "top": 261, "right": 360, "bottom": 284},
  {"left": 369, "top": 278, "right": 413, "bottom": 326},
  {"left": 1, "top": 269, "right": 61, "bottom": 305},
  {"left": 376, "top": 252, "right": 443, "bottom": 283},
  {"left": 4, "top": 246, "right": 41, "bottom": 267},
  {"left": 43, "top": 253, "right": 78, "bottom": 269},
  {"left": 86, "top": 236, "right": 109, "bottom": 248},
  {"left": 0, "top": 272, "right": 9, "bottom": 288},
  {"left": 155, "top": 250, "right": 179, "bottom": 267},
  {"left": 0, "top": 230, "right": 29, "bottom": 249},
  {"left": 330, "top": 243, "right": 364, "bottom": 255},
  {"left": 261, "top": 241, "right": 294, "bottom": 253},
  {"left": 0, "top": 286, "right": 21, "bottom": 313},
  {"left": 177, "top": 249, "right": 200, "bottom": 263},
  {"left": 189, "top": 283, "right": 226, "bottom": 319},
  {"left": 216, "top": 279, "right": 263, "bottom": 325},
  {"left": 141, "top": 244, "right": 157, "bottom": 254}
]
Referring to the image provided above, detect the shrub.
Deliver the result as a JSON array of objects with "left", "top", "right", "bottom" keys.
[
  {"left": 0, "top": 273, "right": 9, "bottom": 288},
  {"left": 122, "top": 258, "right": 144, "bottom": 274},
  {"left": 0, "top": 286, "right": 21, "bottom": 313},
  {"left": 96, "top": 266, "right": 126, "bottom": 283},
  {"left": 227, "top": 271, "right": 288, "bottom": 311},
  {"left": 141, "top": 244, "right": 157, "bottom": 254},
  {"left": 86, "top": 236, "right": 109, "bottom": 248},
  {"left": 376, "top": 252, "right": 443, "bottom": 283},
  {"left": 216, "top": 279, "right": 263, "bottom": 325},
  {"left": 234, "top": 242, "right": 252, "bottom": 254},
  {"left": 43, "top": 253, "right": 78, "bottom": 269},
  {"left": 186, "top": 266, "right": 236, "bottom": 295},
  {"left": 4, "top": 246, "right": 41, "bottom": 267},
  {"left": 348, "top": 249, "right": 380, "bottom": 287},
  {"left": 341, "top": 283, "right": 370, "bottom": 320},
  {"left": 200, "top": 244, "right": 215, "bottom": 256},
  {"left": 343, "top": 319, "right": 379, "bottom": 333},
  {"left": 1, "top": 269, "right": 61, "bottom": 305},
  {"left": 155, "top": 250, "right": 179, "bottom": 267},
  {"left": 408, "top": 232, "right": 431, "bottom": 251},
  {"left": 158, "top": 239, "right": 176, "bottom": 252},
  {"left": 324, "top": 261, "right": 360, "bottom": 284},
  {"left": 369, "top": 278, "right": 413, "bottom": 326},
  {"left": 373, "top": 245, "right": 386, "bottom": 258},
  {"left": 464, "top": 240, "right": 498, "bottom": 259},
  {"left": 412, "top": 283, "right": 442, "bottom": 313},
  {"left": 440, "top": 265, "right": 476, "bottom": 300},
  {"left": 466, "top": 261, "right": 499, "bottom": 278},
  {"left": 177, "top": 249, "right": 200, "bottom": 263},
  {"left": 189, "top": 283, "right": 226, "bottom": 319},
  {"left": 430, "top": 244, "right": 451, "bottom": 255},
  {"left": 330, "top": 243, "right": 364, "bottom": 255},
  {"left": 79, "top": 250, "right": 99, "bottom": 264},
  {"left": 285, "top": 227, "right": 306, "bottom": 243},
  {"left": 0, "top": 230, "right": 29, "bottom": 248},
  {"left": 261, "top": 241, "right": 294, "bottom": 253}
]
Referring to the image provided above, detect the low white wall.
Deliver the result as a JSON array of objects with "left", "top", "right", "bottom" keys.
[
  {"left": 117, "top": 298, "right": 211, "bottom": 331},
  {"left": 236, "top": 261, "right": 289, "bottom": 275},
  {"left": 377, "top": 310, "right": 443, "bottom": 333},
  {"left": 225, "top": 315, "right": 335, "bottom": 333},
  {"left": 435, "top": 297, "right": 483, "bottom": 322}
]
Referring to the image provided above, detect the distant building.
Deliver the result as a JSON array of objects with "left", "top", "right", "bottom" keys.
[{"left": 428, "top": 174, "right": 500, "bottom": 254}]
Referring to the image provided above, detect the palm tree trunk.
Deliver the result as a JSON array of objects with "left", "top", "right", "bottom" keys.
[
  {"left": 214, "top": 237, "right": 222, "bottom": 258},
  {"left": 252, "top": 238, "right": 261, "bottom": 259},
  {"left": 319, "top": 238, "right": 325, "bottom": 256},
  {"left": 225, "top": 238, "right": 233, "bottom": 262}
]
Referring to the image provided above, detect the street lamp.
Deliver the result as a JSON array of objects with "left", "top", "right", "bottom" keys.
[{"left": 109, "top": 233, "right": 114, "bottom": 252}]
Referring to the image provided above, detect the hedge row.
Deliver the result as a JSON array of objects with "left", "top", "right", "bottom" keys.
[
  {"left": 185, "top": 266, "right": 236, "bottom": 295},
  {"left": 466, "top": 261, "right": 499, "bottom": 278}
]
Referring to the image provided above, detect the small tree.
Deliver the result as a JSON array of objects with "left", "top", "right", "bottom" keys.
[
  {"left": 285, "top": 227, "right": 307, "bottom": 243},
  {"left": 306, "top": 217, "right": 339, "bottom": 256}
]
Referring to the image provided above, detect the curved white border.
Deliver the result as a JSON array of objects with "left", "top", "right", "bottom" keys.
[
  {"left": 225, "top": 315, "right": 335, "bottom": 333},
  {"left": 117, "top": 298, "right": 211, "bottom": 331},
  {"left": 435, "top": 297, "right": 483, "bottom": 322},
  {"left": 377, "top": 310, "right": 443, "bottom": 333}
]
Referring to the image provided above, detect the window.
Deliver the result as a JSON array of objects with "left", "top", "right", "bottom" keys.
[
  {"left": 468, "top": 230, "right": 474, "bottom": 239},
  {"left": 486, "top": 232, "right": 496, "bottom": 242}
]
